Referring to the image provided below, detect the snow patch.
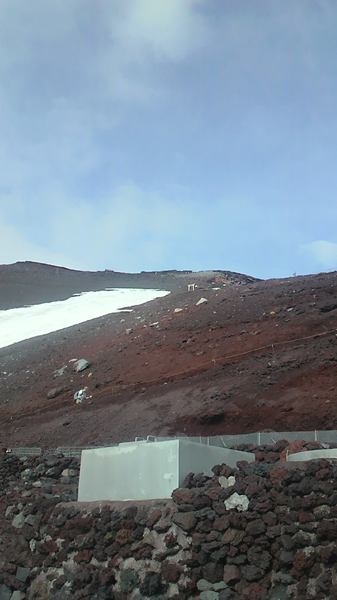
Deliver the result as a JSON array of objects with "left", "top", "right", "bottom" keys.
[{"left": 0, "top": 288, "right": 169, "bottom": 349}]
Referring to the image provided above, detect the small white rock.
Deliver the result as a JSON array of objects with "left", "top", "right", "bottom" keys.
[
  {"left": 225, "top": 492, "right": 249, "bottom": 512},
  {"left": 219, "top": 475, "right": 235, "bottom": 488},
  {"left": 12, "top": 512, "right": 25, "bottom": 529}
]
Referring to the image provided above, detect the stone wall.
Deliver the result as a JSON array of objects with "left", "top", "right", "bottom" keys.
[{"left": 1, "top": 440, "right": 337, "bottom": 599}]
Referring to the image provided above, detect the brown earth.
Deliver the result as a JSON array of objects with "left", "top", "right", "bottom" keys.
[{"left": 0, "top": 262, "right": 337, "bottom": 451}]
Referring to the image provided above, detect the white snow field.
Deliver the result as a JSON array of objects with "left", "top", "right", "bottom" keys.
[{"left": 0, "top": 288, "right": 169, "bottom": 349}]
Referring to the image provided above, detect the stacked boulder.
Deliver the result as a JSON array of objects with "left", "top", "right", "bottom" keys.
[{"left": 1, "top": 443, "right": 337, "bottom": 598}]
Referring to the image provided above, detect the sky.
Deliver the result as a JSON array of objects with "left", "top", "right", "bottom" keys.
[
  {"left": 0, "top": 288, "right": 169, "bottom": 349},
  {"left": 1, "top": 0, "right": 337, "bottom": 280}
]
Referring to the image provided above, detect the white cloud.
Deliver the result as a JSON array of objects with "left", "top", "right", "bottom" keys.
[
  {"left": 300, "top": 240, "right": 337, "bottom": 269},
  {"left": 0, "top": 0, "right": 211, "bottom": 218},
  {"left": 97, "top": 0, "right": 210, "bottom": 106},
  {"left": 0, "top": 0, "right": 209, "bottom": 108},
  {"left": 1, "top": 1, "right": 337, "bottom": 280},
  {"left": 48, "top": 183, "right": 199, "bottom": 271},
  {"left": 112, "top": 0, "right": 208, "bottom": 63}
]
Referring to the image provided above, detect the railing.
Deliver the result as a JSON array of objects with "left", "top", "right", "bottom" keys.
[
  {"left": 5, "top": 430, "right": 337, "bottom": 457},
  {"left": 56, "top": 446, "right": 107, "bottom": 457},
  {"left": 5, "top": 447, "right": 42, "bottom": 456},
  {"left": 158, "top": 430, "right": 337, "bottom": 448}
]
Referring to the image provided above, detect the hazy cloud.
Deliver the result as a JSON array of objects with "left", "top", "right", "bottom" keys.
[
  {"left": 112, "top": 0, "right": 209, "bottom": 62},
  {"left": 300, "top": 241, "right": 337, "bottom": 270},
  {"left": 1, "top": 1, "right": 337, "bottom": 279},
  {"left": 48, "top": 184, "right": 200, "bottom": 272},
  {"left": 0, "top": 216, "right": 82, "bottom": 269}
]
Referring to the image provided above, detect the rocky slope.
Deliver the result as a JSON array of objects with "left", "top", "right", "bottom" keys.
[
  {"left": 1, "top": 262, "right": 337, "bottom": 600},
  {"left": 0, "top": 262, "right": 257, "bottom": 310},
  {"left": 2, "top": 441, "right": 337, "bottom": 599},
  {"left": 0, "top": 263, "right": 337, "bottom": 450}
]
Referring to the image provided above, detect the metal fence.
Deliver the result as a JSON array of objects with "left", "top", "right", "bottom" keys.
[
  {"left": 6, "top": 447, "right": 42, "bottom": 456},
  {"left": 6, "top": 430, "right": 337, "bottom": 457},
  {"left": 158, "top": 430, "right": 337, "bottom": 448},
  {"left": 55, "top": 446, "right": 117, "bottom": 457}
]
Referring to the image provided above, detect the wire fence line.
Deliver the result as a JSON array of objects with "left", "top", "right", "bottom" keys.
[
  {"left": 4, "top": 447, "right": 42, "bottom": 456},
  {"left": 6, "top": 430, "right": 337, "bottom": 457},
  {"left": 158, "top": 430, "right": 337, "bottom": 448}
]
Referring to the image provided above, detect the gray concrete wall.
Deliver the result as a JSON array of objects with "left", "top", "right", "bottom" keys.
[
  {"left": 179, "top": 439, "right": 255, "bottom": 478},
  {"left": 78, "top": 440, "right": 180, "bottom": 502},
  {"left": 78, "top": 439, "right": 255, "bottom": 502},
  {"left": 287, "top": 448, "right": 337, "bottom": 462}
]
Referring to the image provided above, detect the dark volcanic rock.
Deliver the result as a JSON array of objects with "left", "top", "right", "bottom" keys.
[{"left": 3, "top": 418, "right": 337, "bottom": 598}]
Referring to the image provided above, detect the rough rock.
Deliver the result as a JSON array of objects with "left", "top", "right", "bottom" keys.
[
  {"left": 224, "top": 493, "right": 249, "bottom": 512},
  {"left": 172, "top": 512, "right": 197, "bottom": 531},
  {"left": 3, "top": 446, "right": 337, "bottom": 598},
  {"left": 73, "top": 359, "right": 90, "bottom": 372},
  {"left": 0, "top": 586, "right": 12, "bottom": 600},
  {"left": 47, "top": 387, "right": 65, "bottom": 399}
]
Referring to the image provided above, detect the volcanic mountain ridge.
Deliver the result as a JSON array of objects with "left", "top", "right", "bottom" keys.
[{"left": 0, "top": 261, "right": 337, "bottom": 451}]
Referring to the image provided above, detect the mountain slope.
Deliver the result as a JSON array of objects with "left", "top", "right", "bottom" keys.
[{"left": 0, "top": 263, "right": 336, "bottom": 450}]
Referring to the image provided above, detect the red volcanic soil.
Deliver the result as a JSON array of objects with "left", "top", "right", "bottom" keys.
[{"left": 1, "top": 262, "right": 337, "bottom": 450}]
